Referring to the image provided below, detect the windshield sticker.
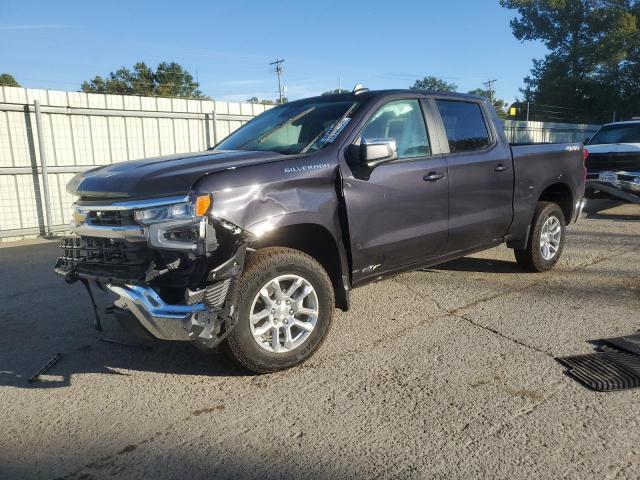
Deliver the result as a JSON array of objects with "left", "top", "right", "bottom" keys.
[{"left": 321, "top": 117, "right": 352, "bottom": 145}]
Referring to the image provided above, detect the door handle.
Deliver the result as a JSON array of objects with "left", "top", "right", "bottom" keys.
[
  {"left": 494, "top": 164, "right": 510, "bottom": 172},
  {"left": 423, "top": 172, "right": 445, "bottom": 182}
]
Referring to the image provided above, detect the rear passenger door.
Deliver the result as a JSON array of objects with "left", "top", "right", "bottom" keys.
[{"left": 433, "top": 98, "right": 514, "bottom": 253}]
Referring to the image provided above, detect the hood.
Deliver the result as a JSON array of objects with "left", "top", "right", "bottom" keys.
[
  {"left": 67, "top": 150, "right": 290, "bottom": 198},
  {"left": 586, "top": 143, "right": 640, "bottom": 154}
]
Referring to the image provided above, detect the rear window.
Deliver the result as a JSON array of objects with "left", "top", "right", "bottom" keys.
[
  {"left": 436, "top": 100, "right": 491, "bottom": 153},
  {"left": 589, "top": 124, "right": 640, "bottom": 145}
]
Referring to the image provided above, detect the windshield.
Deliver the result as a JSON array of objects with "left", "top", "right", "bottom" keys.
[
  {"left": 216, "top": 99, "right": 358, "bottom": 155},
  {"left": 589, "top": 124, "right": 640, "bottom": 145}
]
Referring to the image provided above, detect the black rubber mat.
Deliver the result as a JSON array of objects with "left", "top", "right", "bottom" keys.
[
  {"left": 558, "top": 351, "right": 640, "bottom": 392},
  {"left": 602, "top": 333, "right": 640, "bottom": 356}
]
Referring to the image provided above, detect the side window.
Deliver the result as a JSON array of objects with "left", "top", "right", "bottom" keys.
[
  {"left": 360, "top": 99, "right": 431, "bottom": 159},
  {"left": 436, "top": 100, "right": 491, "bottom": 153}
]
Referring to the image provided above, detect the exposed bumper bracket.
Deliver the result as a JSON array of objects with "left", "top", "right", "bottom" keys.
[{"left": 107, "top": 284, "right": 206, "bottom": 341}]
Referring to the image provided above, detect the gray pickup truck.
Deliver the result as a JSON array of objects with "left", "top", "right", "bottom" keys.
[{"left": 56, "top": 89, "right": 586, "bottom": 373}]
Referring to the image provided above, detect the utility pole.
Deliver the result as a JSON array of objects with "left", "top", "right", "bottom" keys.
[
  {"left": 526, "top": 101, "right": 530, "bottom": 122},
  {"left": 270, "top": 59, "right": 285, "bottom": 104},
  {"left": 339, "top": 75, "right": 342, "bottom": 92},
  {"left": 483, "top": 79, "right": 497, "bottom": 102}
]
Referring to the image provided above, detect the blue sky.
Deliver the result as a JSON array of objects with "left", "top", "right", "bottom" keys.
[{"left": 1, "top": 0, "right": 548, "bottom": 103}]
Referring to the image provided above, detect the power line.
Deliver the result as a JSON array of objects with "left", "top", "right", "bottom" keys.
[
  {"left": 269, "top": 59, "right": 285, "bottom": 104},
  {"left": 483, "top": 79, "right": 497, "bottom": 102}
]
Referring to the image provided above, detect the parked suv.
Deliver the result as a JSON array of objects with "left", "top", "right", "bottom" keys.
[{"left": 56, "top": 89, "right": 586, "bottom": 372}]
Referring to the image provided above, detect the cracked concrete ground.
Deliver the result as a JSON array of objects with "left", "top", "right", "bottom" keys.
[{"left": 1, "top": 199, "right": 639, "bottom": 479}]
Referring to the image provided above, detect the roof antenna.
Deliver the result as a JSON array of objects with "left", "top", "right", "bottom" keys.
[{"left": 352, "top": 83, "right": 369, "bottom": 94}]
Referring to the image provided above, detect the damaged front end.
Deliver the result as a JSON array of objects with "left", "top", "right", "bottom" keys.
[{"left": 54, "top": 193, "right": 250, "bottom": 348}]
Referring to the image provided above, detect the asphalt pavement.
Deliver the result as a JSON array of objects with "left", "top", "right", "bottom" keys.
[{"left": 1, "top": 199, "right": 639, "bottom": 479}]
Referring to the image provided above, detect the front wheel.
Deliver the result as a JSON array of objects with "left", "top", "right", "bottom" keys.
[
  {"left": 223, "top": 247, "right": 334, "bottom": 373},
  {"left": 514, "top": 202, "right": 566, "bottom": 272}
]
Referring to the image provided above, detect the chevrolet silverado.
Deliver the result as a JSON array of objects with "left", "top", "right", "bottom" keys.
[{"left": 55, "top": 88, "right": 586, "bottom": 372}]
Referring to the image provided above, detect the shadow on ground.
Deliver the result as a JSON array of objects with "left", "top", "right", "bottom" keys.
[
  {"left": 0, "top": 241, "right": 531, "bottom": 390},
  {"left": 584, "top": 198, "right": 640, "bottom": 221},
  {"left": 1, "top": 199, "right": 637, "bottom": 390},
  {"left": 0, "top": 242, "right": 253, "bottom": 390}
]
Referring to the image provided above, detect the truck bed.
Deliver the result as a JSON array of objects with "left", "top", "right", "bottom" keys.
[{"left": 507, "top": 142, "right": 585, "bottom": 244}]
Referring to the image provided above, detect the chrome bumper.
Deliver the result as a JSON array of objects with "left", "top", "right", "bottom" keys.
[
  {"left": 73, "top": 224, "right": 146, "bottom": 241},
  {"left": 107, "top": 284, "right": 206, "bottom": 341}
]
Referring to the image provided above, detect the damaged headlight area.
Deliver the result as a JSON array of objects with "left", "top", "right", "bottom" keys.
[
  {"left": 134, "top": 194, "right": 211, "bottom": 225},
  {"left": 56, "top": 192, "right": 251, "bottom": 349},
  {"left": 136, "top": 194, "right": 213, "bottom": 251}
]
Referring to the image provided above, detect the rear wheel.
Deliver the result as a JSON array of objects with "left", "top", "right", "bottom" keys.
[
  {"left": 224, "top": 247, "right": 334, "bottom": 373},
  {"left": 514, "top": 202, "right": 566, "bottom": 272}
]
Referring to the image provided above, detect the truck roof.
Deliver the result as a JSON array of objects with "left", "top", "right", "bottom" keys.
[
  {"left": 289, "top": 89, "right": 488, "bottom": 104},
  {"left": 602, "top": 120, "right": 640, "bottom": 127}
]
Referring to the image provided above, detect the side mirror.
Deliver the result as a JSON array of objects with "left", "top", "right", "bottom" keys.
[{"left": 359, "top": 138, "right": 398, "bottom": 168}]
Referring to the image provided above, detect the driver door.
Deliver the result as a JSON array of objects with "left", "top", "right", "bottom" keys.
[{"left": 341, "top": 97, "right": 449, "bottom": 286}]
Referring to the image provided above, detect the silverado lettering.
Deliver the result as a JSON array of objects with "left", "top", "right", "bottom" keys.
[{"left": 283, "top": 163, "right": 331, "bottom": 174}]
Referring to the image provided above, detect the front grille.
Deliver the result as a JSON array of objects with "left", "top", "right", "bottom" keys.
[
  {"left": 57, "top": 236, "right": 153, "bottom": 282},
  {"left": 85, "top": 209, "right": 136, "bottom": 227},
  {"left": 587, "top": 153, "right": 640, "bottom": 173}
]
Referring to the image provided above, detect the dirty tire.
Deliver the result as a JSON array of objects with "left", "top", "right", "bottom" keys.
[
  {"left": 224, "top": 247, "right": 334, "bottom": 373},
  {"left": 514, "top": 202, "right": 566, "bottom": 272}
]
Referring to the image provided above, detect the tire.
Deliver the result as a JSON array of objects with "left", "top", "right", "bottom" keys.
[
  {"left": 514, "top": 202, "right": 566, "bottom": 272},
  {"left": 223, "top": 247, "right": 334, "bottom": 373}
]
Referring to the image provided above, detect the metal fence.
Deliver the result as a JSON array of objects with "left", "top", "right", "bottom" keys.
[
  {"left": 0, "top": 86, "right": 603, "bottom": 242},
  {"left": 503, "top": 120, "right": 600, "bottom": 144},
  {"left": 0, "top": 86, "right": 273, "bottom": 241}
]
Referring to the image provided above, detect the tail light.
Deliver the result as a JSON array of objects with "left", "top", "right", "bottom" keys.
[{"left": 582, "top": 148, "right": 589, "bottom": 181}]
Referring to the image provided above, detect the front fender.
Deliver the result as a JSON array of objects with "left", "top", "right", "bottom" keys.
[{"left": 193, "top": 158, "right": 351, "bottom": 309}]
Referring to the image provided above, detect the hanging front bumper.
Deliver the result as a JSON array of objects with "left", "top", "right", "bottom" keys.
[{"left": 107, "top": 284, "right": 207, "bottom": 341}]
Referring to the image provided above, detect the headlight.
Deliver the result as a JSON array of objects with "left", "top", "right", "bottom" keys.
[{"left": 134, "top": 194, "right": 212, "bottom": 225}]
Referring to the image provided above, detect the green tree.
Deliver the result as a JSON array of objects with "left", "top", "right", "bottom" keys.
[
  {"left": 0, "top": 73, "right": 21, "bottom": 87},
  {"left": 468, "top": 88, "right": 508, "bottom": 118},
  {"left": 500, "top": 0, "right": 640, "bottom": 123},
  {"left": 410, "top": 76, "right": 458, "bottom": 92},
  {"left": 81, "top": 62, "right": 207, "bottom": 98}
]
